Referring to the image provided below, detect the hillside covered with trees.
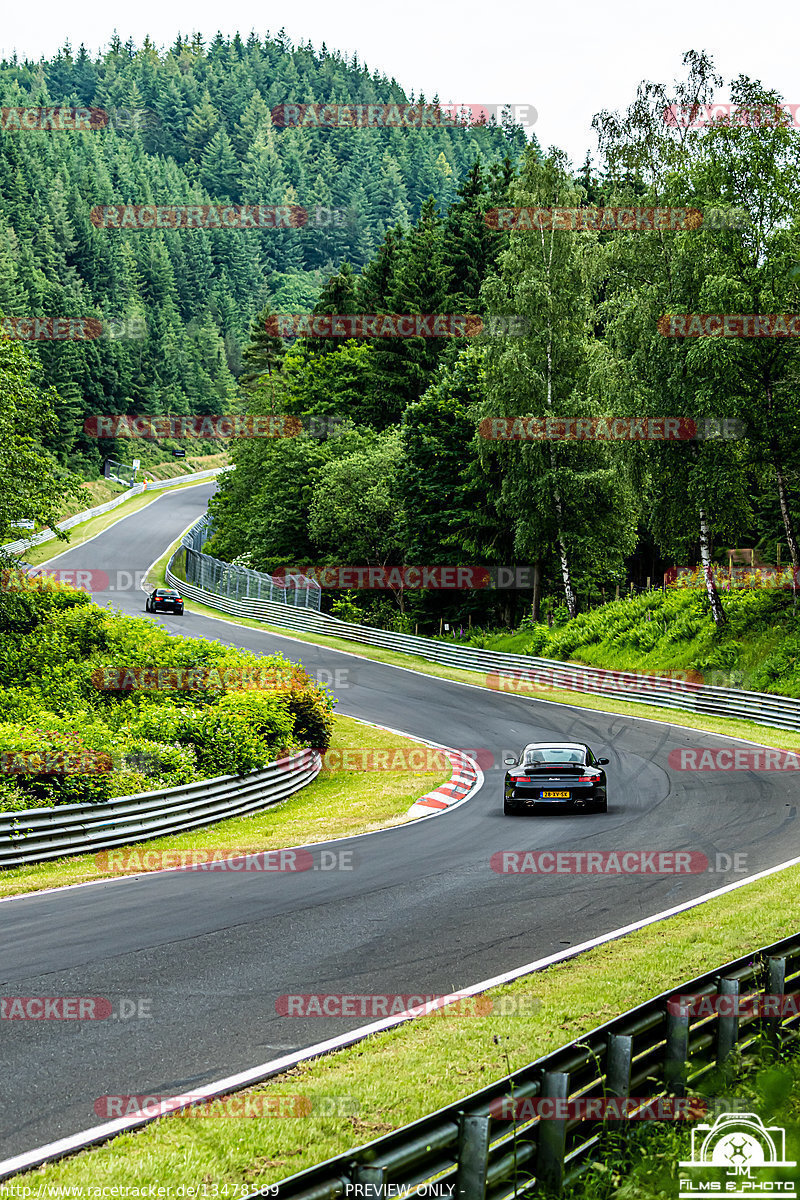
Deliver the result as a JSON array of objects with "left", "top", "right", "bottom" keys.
[
  {"left": 2, "top": 40, "right": 800, "bottom": 641},
  {"left": 0, "top": 31, "right": 527, "bottom": 477},
  {"left": 206, "top": 52, "right": 800, "bottom": 636}
]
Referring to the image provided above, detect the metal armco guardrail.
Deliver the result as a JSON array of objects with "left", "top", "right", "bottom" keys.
[
  {"left": 1, "top": 467, "right": 224, "bottom": 556},
  {"left": 167, "top": 520, "right": 800, "bottom": 736},
  {"left": 270, "top": 932, "right": 800, "bottom": 1199},
  {"left": 0, "top": 748, "right": 319, "bottom": 869},
  {"left": 142, "top": 467, "right": 223, "bottom": 491}
]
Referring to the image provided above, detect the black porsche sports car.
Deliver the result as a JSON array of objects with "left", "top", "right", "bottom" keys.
[
  {"left": 145, "top": 588, "right": 184, "bottom": 615},
  {"left": 503, "top": 742, "right": 609, "bottom": 814}
]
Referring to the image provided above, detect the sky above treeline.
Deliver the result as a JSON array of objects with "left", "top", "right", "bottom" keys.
[{"left": 0, "top": 0, "right": 795, "bottom": 170}]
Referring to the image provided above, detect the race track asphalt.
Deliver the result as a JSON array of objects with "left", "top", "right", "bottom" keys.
[{"left": 2, "top": 483, "right": 797, "bottom": 1158}]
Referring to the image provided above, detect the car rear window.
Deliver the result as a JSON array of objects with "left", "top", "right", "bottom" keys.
[
  {"left": 156, "top": 590, "right": 179, "bottom": 597},
  {"left": 525, "top": 748, "right": 585, "bottom": 765}
]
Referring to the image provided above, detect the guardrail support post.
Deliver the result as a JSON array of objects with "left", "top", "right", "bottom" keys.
[
  {"left": 606, "top": 1034, "right": 633, "bottom": 1097},
  {"left": 764, "top": 957, "right": 787, "bottom": 1042},
  {"left": 457, "top": 1112, "right": 491, "bottom": 1199},
  {"left": 535, "top": 1071, "right": 569, "bottom": 1194},
  {"left": 352, "top": 1165, "right": 387, "bottom": 1199},
  {"left": 716, "top": 978, "right": 740, "bottom": 1069},
  {"left": 665, "top": 1003, "right": 689, "bottom": 1096}
]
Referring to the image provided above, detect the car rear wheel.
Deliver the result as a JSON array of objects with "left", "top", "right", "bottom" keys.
[
  {"left": 145, "top": 599, "right": 150, "bottom": 612},
  {"left": 503, "top": 798, "right": 519, "bottom": 815}
]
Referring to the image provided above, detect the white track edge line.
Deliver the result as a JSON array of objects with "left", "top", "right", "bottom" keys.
[{"left": 4, "top": 846, "right": 800, "bottom": 1180}]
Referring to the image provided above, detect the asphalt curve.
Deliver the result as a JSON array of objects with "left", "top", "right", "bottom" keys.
[{"left": 1, "top": 483, "right": 797, "bottom": 1158}]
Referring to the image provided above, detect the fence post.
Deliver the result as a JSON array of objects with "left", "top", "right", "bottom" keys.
[
  {"left": 535, "top": 1071, "right": 569, "bottom": 1194},
  {"left": 352, "top": 1165, "right": 387, "bottom": 1197},
  {"left": 716, "top": 978, "right": 740, "bottom": 1069},
  {"left": 457, "top": 1112, "right": 491, "bottom": 1200},
  {"left": 764, "top": 957, "right": 787, "bottom": 1042},
  {"left": 606, "top": 1034, "right": 633, "bottom": 1097},
  {"left": 665, "top": 1002, "right": 689, "bottom": 1096}
]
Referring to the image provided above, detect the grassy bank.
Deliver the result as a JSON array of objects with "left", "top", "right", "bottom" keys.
[
  {"left": 20, "top": 473, "right": 224, "bottom": 568},
  {"left": 43, "top": 453, "right": 228, "bottom": 523},
  {"left": 454, "top": 587, "right": 800, "bottom": 697}
]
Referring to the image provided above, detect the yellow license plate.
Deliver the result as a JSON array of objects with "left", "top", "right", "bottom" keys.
[{"left": 541, "top": 790, "right": 570, "bottom": 798}]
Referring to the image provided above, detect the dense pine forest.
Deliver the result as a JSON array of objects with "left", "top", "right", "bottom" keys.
[
  {"left": 3, "top": 40, "right": 800, "bottom": 636},
  {"left": 0, "top": 31, "right": 527, "bottom": 476}
]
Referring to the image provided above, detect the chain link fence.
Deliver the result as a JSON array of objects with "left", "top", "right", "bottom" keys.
[{"left": 175, "top": 515, "right": 322, "bottom": 610}]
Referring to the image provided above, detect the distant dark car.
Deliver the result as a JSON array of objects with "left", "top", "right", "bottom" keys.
[
  {"left": 146, "top": 588, "right": 184, "bottom": 615},
  {"left": 503, "top": 742, "right": 609, "bottom": 815},
  {"left": 172, "top": 448, "right": 186, "bottom": 458}
]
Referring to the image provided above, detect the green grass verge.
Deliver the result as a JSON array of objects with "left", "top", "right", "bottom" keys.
[
  {"left": 16, "top": 858, "right": 800, "bottom": 1193},
  {"left": 0, "top": 714, "right": 450, "bottom": 900}
]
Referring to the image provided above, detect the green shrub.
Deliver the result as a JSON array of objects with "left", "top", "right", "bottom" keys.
[
  {"left": 0, "top": 585, "right": 338, "bottom": 800},
  {"left": 214, "top": 691, "right": 296, "bottom": 748},
  {"left": 0, "top": 571, "right": 92, "bottom": 637},
  {"left": 118, "top": 738, "right": 198, "bottom": 787},
  {"left": 174, "top": 709, "right": 276, "bottom": 776},
  {"left": 0, "top": 724, "right": 113, "bottom": 808},
  {"left": 282, "top": 687, "right": 336, "bottom": 749}
]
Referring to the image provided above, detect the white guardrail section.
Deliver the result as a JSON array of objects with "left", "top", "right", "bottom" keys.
[
  {"left": 0, "top": 749, "right": 320, "bottom": 869},
  {"left": 1, "top": 467, "right": 224, "bottom": 556},
  {"left": 167, "top": 520, "right": 800, "bottom": 735}
]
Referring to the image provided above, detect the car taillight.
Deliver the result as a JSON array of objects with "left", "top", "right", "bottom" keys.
[
  {"left": 514, "top": 776, "right": 533, "bottom": 782},
  {"left": 577, "top": 773, "right": 600, "bottom": 782}
]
